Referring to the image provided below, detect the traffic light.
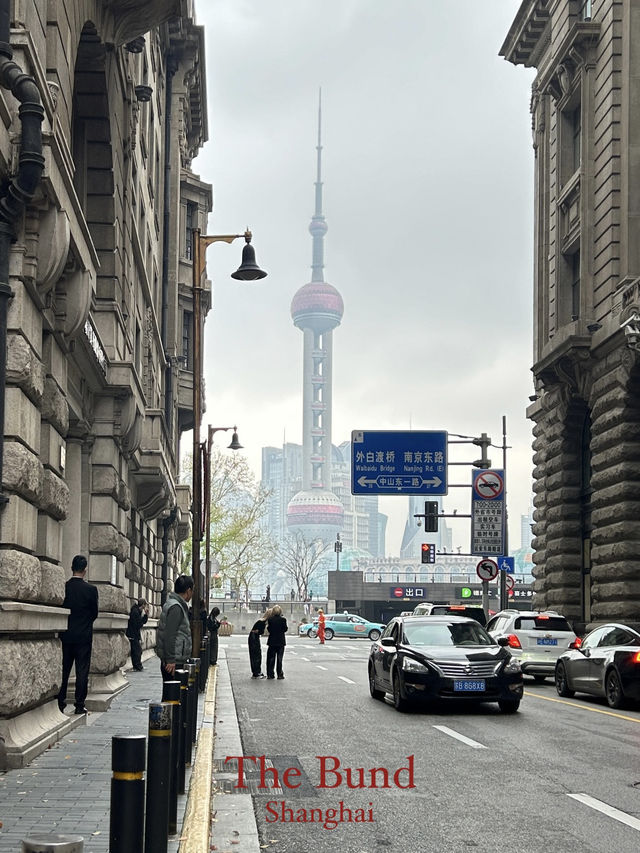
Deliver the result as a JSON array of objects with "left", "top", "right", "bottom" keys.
[
  {"left": 424, "top": 501, "right": 438, "bottom": 532},
  {"left": 421, "top": 543, "right": 436, "bottom": 564},
  {"left": 472, "top": 433, "right": 492, "bottom": 469}
]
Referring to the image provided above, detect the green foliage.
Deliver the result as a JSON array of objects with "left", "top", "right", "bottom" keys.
[{"left": 196, "top": 447, "right": 275, "bottom": 599}]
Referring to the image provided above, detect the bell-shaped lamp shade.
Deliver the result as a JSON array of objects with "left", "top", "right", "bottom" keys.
[
  {"left": 228, "top": 429, "right": 243, "bottom": 451},
  {"left": 231, "top": 240, "right": 267, "bottom": 281}
]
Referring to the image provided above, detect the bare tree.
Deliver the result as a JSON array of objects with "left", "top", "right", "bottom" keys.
[
  {"left": 274, "top": 532, "right": 331, "bottom": 599},
  {"left": 181, "top": 448, "right": 275, "bottom": 602}
]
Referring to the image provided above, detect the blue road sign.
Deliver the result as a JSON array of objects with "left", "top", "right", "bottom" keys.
[
  {"left": 498, "top": 556, "right": 515, "bottom": 574},
  {"left": 351, "top": 430, "right": 448, "bottom": 495}
]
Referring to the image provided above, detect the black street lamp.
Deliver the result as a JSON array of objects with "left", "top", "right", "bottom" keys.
[{"left": 190, "top": 229, "right": 266, "bottom": 656}]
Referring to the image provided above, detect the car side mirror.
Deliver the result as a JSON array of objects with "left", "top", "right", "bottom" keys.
[
  {"left": 380, "top": 637, "right": 396, "bottom": 648},
  {"left": 569, "top": 640, "right": 583, "bottom": 650},
  {"left": 497, "top": 637, "right": 509, "bottom": 647}
]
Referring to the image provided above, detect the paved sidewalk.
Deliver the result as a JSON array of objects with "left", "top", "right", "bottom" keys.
[{"left": 0, "top": 656, "right": 209, "bottom": 852}]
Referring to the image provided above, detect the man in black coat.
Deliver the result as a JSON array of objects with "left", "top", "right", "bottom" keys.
[
  {"left": 126, "top": 598, "right": 148, "bottom": 671},
  {"left": 266, "top": 605, "right": 288, "bottom": 680},
  {"left": 57, "top": 555, "right": 99, "bottom": 714}
]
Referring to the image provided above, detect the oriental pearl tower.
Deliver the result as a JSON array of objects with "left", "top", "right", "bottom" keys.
[{"left": 287, "top": 94, "right": 344, "bottom": 542}]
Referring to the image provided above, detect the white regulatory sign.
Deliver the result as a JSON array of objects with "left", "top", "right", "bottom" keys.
[{"left": 476, "top": 559, "right": 498, "bottom": 582}]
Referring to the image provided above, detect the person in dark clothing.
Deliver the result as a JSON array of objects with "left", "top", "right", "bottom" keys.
[
  {"left": 266, "top": 605, "right": 288, "bottom": 680},
  {"left": 248, "top": 609, "right": 271, "bottom": 678},
  {"left": 57, "top": 555, "right": 99, "bottom": 715},
  {"left": 207, "top": 606, "right": 221, "bottom": 665},
  {"left": 126, "top": 598, "right": 148, "bottom": 671}
]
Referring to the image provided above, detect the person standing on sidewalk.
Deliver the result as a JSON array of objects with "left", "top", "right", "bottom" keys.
[
  {"left": 155, "top": 575, "right": 193, "bottom": 680},
  {"left": 57, "top": 555, "right": 99, "bottom": 715},
  {"left": 248, "top": 609, "right": 270, "bottom": 678},
  {"left": 126, "top": 598, "right": 148, "bottom": 671},
  {"left": 266, "top": 605, "right": 288, "bottom": 679},
  {"left": 207, "top": 606, "right": 221, "bottom": 665}
]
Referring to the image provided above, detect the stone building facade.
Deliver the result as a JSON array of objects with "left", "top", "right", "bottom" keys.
[
  {"left": 0, "top": 0, "right": 210, "bottom": 768},
  {"left": 502, "top": 0, "right": 640, "bottom": 630}
]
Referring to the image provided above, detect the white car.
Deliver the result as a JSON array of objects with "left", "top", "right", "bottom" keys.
[{"left": 486, "top": 610, "right": 578, "bottom": 682}]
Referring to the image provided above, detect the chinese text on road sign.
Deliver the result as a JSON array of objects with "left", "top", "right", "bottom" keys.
[
  {"left": 352, "top": 430, "right": 448, "bottom": 496},
  {"left": 471, "top": 468, "right": 505, "bottom": 555}
]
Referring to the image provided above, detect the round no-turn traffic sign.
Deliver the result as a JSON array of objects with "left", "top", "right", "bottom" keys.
[
  {"left": 505, "top": 574, "right": 515, "bottom": 591},
  {"left": 476, "top": 559, "right": 498, "bottom": 581}
]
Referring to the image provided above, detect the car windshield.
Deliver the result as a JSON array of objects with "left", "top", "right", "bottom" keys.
[{"left": 403, "top": 622, "right": 494, "bottom": 647}]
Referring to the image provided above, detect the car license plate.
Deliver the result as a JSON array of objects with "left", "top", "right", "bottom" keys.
[
  {"left": 537, "top": 638, "right": 558, "bottom": 646},
  {"left": 453, "top": 679, "right": 485, "bottom": 691}
]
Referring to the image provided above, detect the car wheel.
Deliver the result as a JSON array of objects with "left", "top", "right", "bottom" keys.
[
  {"left": 307, "top": 628, "right": 317, "bottom": 638},
  {"left": 555, "top": 662, "right": 574, "bottom": 697},
  {"left": 368, "top": 629, "right": 381, "bottom": 641},
  {"left": 605, "top": 669, "right": 625, "bottom": 709},
  {"left": 324, "top": 628, "right": 334, "bottom": 641},
  {"left": 392, "top": 671, "right": 409, "bottom": 712},
  {"left": 498, "top": 699, "right": 520, "bottom": 714},
  {"left": 533, "top": 674, "right": 547, "bottom": 683},
  {"left": 369, "top": 665, "right": 384, "bottom": 700}
]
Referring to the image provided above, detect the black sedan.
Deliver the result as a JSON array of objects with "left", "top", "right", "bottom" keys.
[
  {"left": 554, "top": 622, "right": 640, "bottom": 708},
  {"left": 368, "top": 615, "right": 524, "bottom": 713}
]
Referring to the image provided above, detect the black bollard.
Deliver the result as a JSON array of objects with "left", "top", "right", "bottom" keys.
[
  {"left": 184, "top": 663, "right": 195, "bottom": 767},
  {"left": 176, "top": 669, "right": 188, "bottom": 794},
  {"left": 109, "top": 734, "right": 146, "bottom": 853},
  {"left": 161, "top": 680, "right": 181, "bottom": 834},
  {"left": 144, "top": 702, "right": 172, "bottom": 853},
  {"left": 199, "top": 638, "right": 208, "bottom": 691},
  {"left": 187, "top": 659, "right": 199, "bottom": 746}
]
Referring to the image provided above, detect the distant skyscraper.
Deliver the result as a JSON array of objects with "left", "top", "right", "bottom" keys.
[{"left": 287, "top": 93, "right": 344, "bottom": 542}]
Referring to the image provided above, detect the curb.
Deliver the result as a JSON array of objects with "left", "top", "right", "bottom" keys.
[{"left": 179, "top": 665, "right": 217, "bottom": 853}]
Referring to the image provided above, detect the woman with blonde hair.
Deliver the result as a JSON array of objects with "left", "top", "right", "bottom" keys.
[{"left": 248, "top": 607, "right": 271, "bottom": 678}]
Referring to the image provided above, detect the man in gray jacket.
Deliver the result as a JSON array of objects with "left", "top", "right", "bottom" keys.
[{"left": 156, "top": 575, "right": 194, "bottom": 680}]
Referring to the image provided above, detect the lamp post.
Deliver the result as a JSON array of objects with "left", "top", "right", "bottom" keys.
[
  {"left": 203, "top": 425, "right": 243, "bottom": 610},
  {"left": 334, "top": 532, "right": 342, "bottom": 572},
  {"left": 190, "top": 228, "right": 266, "bottom": 657}
]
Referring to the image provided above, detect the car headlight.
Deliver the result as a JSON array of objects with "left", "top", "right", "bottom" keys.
[
  {"left": 503, "top": 657, "right": 522, "bottom": 674},
  {"left": 402, "top": 657, "right": 429, "bottom": 673}
]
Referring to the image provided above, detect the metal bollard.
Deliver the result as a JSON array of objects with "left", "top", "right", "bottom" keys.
[
  {"left": 184, "top": 662, "right": 197, "bottom": 763},
  {"left": 144, "top": 702, "right": 172, "bottom": 853},
  {"left": 109, "top": 734, "right": 146, "bottom": 853},
  {"left": 161, "top": 679, "right": 181, "bottom": 834},
  {"left": 21, "top": 836, "right": 84, "bottom": 852},
  {"left": 176, "top": 668, "right": 188, "bottom": 791},
  {"left": 199, "top": 638, "right": 208, "bottom": 691},
  {"left": 187, "top": 658, "right": 199, "bottom": 746}
]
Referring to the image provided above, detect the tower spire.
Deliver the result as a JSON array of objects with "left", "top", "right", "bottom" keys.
[{"left": 310, "top": 88, "right": 328, "bottom": 282}]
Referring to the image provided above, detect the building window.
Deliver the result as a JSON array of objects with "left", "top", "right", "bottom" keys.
[
  {"left": 185, "top": 202, "right": 196, "bottom": 260},
  {"left": 571, "top": 250, "right": 580, "bottom": 320},
  {"left": 182, "top": 311, "right": 192, "bottom": 367},
  {"left": 571, "top": 105, "right": 581, "bottom": 173},
  {"left": 580, "top": 0, "right": 592, "bottom": 20}
]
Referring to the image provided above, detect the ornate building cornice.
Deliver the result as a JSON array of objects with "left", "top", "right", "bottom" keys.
[
  {"left": 101, "top": 0, "right": 188, "bottom": 47},
  {"left": 500, "top": 0, "right": 549, "bottom": 68}
]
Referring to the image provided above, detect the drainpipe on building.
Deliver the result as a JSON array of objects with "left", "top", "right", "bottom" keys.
[
  {"left": 0, "top": 0, "right": 45, "bottom": 508},
  {"left": 162, "top": 56, "right": 178, "bottom": 430},
  {"left": 161, "top": 506, "right": 178, "bottom": 606}
]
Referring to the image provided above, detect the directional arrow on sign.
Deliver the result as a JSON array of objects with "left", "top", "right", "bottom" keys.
[{"left": 357, "top": 475, "right": 443, "bottom": 489}]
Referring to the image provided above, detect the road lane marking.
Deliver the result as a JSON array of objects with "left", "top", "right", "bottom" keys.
[
  {"left": 523, "top": 690, "right": 640, "bottom": 723},
  {"left": 316, "top": 665, "right": 328, "bottom": 671},
  {"left": 338, "top": 676, "right": 355, "bottom": 684},
  {"left": 567, "top": 793, "right": 640, "bottom": 831},
  {"left": 301, "top": 657, "right": 311, "bottom": 662},
  {"left": 432, "top": 725, "right": 487, "bottom": 749}
]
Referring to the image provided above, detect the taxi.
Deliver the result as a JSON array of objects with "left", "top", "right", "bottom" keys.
[{"left": 299, "top": 612, "right": 386, "bottom": 641}]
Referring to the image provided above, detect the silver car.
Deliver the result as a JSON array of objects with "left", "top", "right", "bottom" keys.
[{"left": 486, "top": 610, "right": 578, "bottom": 682}]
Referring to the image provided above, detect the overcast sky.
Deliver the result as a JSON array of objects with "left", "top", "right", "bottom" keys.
[{"left": 190, "top": 0, "right": 537, "bottom": 555}]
